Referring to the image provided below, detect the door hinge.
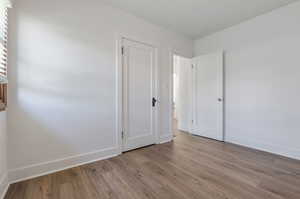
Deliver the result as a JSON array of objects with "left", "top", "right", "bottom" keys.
[
  {"left": 121, "top": 46, "right": 124, "bottom": 55},
  {"left": 192, "top": 120, "right": 194, "bottom": 124},
  {"left": 191, "top": 64, "right": 194, "bottom": 69},
  {"left": 121, "top": 131, "right": 124, "bottom": 139}
]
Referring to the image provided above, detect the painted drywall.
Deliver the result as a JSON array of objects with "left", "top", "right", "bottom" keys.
[
  {"left": 194, "top": 1, "right": 300, "bottom": 159},
  {"left": 7, "top": 0, "right": 193, "bottom": 181},
  {"left": 0, "top": 112, "right": 8, "bottom": 199}
]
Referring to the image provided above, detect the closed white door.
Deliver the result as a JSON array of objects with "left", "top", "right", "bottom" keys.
[
  {"left": 192, "top": 52, "right": 224, "bottom": 141},
  {"left": 122, "top": 39, "right": 157, "bottom": 152}
]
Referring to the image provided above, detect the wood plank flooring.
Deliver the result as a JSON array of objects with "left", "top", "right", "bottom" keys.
[{"left": 5, "top": 132, "right": 300, "bottom": 199}]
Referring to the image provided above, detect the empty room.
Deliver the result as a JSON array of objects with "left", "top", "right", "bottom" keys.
[{"left": 1, "top": 0, "right": 300, "bottom": 198}]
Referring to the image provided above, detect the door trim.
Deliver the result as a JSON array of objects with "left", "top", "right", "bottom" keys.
[{"left": 116, "top": 34, "right": 159, "bottom": 154}]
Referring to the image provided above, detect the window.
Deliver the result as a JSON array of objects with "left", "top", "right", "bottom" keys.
[{"left": 0, "top": 0, "right": 11, "bottom": 111}]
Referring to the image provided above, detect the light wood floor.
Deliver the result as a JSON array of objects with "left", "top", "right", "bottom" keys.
[{"left": 5, "top": 132, "right": 300, "bottom": 199}]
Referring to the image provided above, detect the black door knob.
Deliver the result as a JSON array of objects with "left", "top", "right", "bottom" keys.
[{"left": 152, "top": 98, "right": 157, "bottom": 107}]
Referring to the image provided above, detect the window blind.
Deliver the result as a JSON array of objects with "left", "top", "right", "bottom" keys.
[
  {"left": 0, "top": 0, "right": 11, "bottom": 110},
  {"left": 0, "top": 0, "right": 11, "bottom": 80}
]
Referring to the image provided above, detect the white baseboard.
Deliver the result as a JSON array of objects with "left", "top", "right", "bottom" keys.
[
  {"left": 0, "top": 174, "right": 9, "bottom": 199},
  {"left": 178, "top": 126, "right": 190, "bottom": 133},
  {"left": 226, "top": 137, "right": 300, "bottom": 160},
  {"left": 8, "top": 147, "right": 120, "bottom": 184},
  {"left": 159, "top": 134, "right": 174, "bottom": 144},
  {"left": 177, "top": 122, "right": 190, "bottom": 133},
  {"left": 7, "top": 135, "right": 178, "bottom": 185}
]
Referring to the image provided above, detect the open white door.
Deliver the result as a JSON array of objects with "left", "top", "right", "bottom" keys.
[
  {"left": 122, "top": 38, "right": 157, "bottom": 152},
  {"left": 192, "top": 52, "right": 224, "bottom": 141}
]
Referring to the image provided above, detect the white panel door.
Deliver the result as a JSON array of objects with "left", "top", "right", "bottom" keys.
[
  {"left": 122, "top": 39, "right": 156, "bottom": 152},
  {"left": 192, "top": 52, "right": 224, "bottom": 141}
]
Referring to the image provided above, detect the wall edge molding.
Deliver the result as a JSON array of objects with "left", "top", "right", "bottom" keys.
[
  {"left": 178, "top": 123, "right": 191, "bottom": 133},
  {"left": 159, "top": 134, "right": 174, "bottom": 144},
  {"left": 226, "top": 137, "right": 300, "bottom": 160},
  {"left": 8, "top": 147, "right": 120, "bottom": 184},
  {"left": 0, "top": 174, "right": 9, "bottom": 199}
]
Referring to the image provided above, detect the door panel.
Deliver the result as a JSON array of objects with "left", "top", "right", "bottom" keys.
[
  {"left": 122, "top": 39, "right": 156, "bottom": 152},
  {"left": 192, "top": 52, "right": 224, "bottom": 141}
]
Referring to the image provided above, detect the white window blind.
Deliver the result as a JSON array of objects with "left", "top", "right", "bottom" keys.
[
  {"left": 0, "top": 0, "right": 10, "bottom": 110},
  {"left": 0, "top": 0, "right": 11, "bottom": 83}
]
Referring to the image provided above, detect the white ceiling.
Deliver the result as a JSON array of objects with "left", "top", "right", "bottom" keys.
[{"left": 101, "top": 0, "right": 298, "bottom": 39}]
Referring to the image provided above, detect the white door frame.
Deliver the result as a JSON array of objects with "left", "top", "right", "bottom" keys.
[
  {"left": 169, "top": 50, "right": 177, "bottom": 137},
  {"left": 116, "top": 34, "right": 159, "bottom": 154},
  {"left": 168, "top": 50, "right": 193, "bottom": 136}
]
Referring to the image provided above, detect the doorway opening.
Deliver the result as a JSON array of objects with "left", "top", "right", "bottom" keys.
[
  {"left": 172, "top": 54, "right": 192, "bottom": 137},
  {"left": 171, "top": 52, "right": 224, "bottom": 141}
]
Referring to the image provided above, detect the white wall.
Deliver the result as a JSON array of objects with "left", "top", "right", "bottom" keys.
[
  {"left": 0, "top": 112, "right": 7, "bottom": 199},
  {"left": 7, "top": 0, "right": 193, "bottom": 181},
  {"left": 194, "top": 1, "right": 300, "bottom": 160}
]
